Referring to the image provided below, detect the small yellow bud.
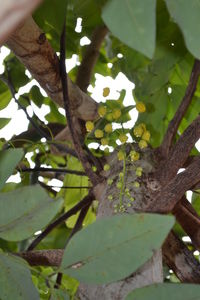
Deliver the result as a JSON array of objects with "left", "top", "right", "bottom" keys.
[
  {"left": 142, "top": 130, "right": 151, "bottom": 142},
  {"left": 117, "top": 150, "right": 125, "bottom": 161},
  {"left": 104, "top": 123, "right": 113, "bottom": 133},
  {"left": 85, "top": 121, "right": 94, "bottom": 132},
  {"left": 136, "top": 102, "right": 146, "bottom": 113},
  {"left": 101, "top": 138, "right": 109, "bottom": 146},
  {"left": 130, "top": 150, "right": 140, "bottom": 161},
  {"left": 133, "top": 181, "right": 140, "bottom": 188},
  {"left": 136, "top": 167, "right": 143, "bottom": 177},
  {"left": 139, "top": 139, "right": 148, "bottom": 149},
  {"left": 98, "top": 105, "right": 107, "bottom": 117},
  {"left": 104, "top": 164, "right": 110, "bottom": 171},
  {"left": 103, "top": 87, "right": 110, "bottom": 97},
  {"left": 95, "top": 129, "right": 104, "bottom": 138},
  {"left": 133, "top": 125, "right": 144, "bottom": 137},
  {"left": 112, "top": 108, "right": 121, "bottom": 119},
  {"left": 104, "top": 147, "right": 110, "bottom": 154},
  {"left": 106, "top": 113, "right": 113, "bottom": 122},
  {"left": 119, "top": 134, "right": 128, "bottom": 144}
]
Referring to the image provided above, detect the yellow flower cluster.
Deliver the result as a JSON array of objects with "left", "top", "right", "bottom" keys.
[{"left": 133, "top": 123, "right": 150, "bottom": 150}]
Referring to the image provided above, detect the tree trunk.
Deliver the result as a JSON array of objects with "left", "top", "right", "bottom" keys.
[{"left": 78, "top": 145, "right": 163, "bottom": 299}]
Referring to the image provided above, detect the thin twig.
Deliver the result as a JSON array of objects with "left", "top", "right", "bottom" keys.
[
  {"left": 55, "top": 201, "right": 91, "bottom": 288},
  {"left": 27, "top": 192, "right": 94, "bottom": 251},
  {"left": 19, "top": 167, "right": 86, "bottom": 176},
  {"left": 159, "top": 59, "right": 200, "bottom": 158},
  {"left": 59, "top": 14, "right": 100, "bottom": 186}
]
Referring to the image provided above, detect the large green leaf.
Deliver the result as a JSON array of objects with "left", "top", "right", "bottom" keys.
[
  {"left": 60, "top": 213, "right": 174, "bottom": 284},
  {"left": 0, "top": 148, "right": 24, "bottom": 191},
  {"left": 0, "top": 185, "right": 63, "bottom": 241},
  {"left": 0, "top": 252, "right": 39, "bottom": 300},
  {"left": 102, "top": 0, "right": 156, "bottom": 58},
  {"left": 126, "top": 283, "right": 200, "bottom": 300},
  {"left": 165, "top": 0, "right": 200, "bottom": 59}
]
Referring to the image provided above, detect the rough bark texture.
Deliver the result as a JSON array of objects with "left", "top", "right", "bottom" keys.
[
  {"left": 78, "top": 145, "right": 163, "bottom": 300},
  {"left": 6, "top": 17, "right": 98, "bottom": 121}
]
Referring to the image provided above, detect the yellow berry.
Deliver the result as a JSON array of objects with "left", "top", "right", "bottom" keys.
[
  {"left": 101, "top": 138, "right": 109, "bottom": 146},
  {"left": 136, "top": 102, "right": 146, "bottom": 113},
  {"left": 139, "top": 139, "right": 148, "bottom": 149},
  {"left": 103, "top": 87, "right": 110, "bottom": 97},
  {"left": 117, "top": 150, "right": 125, "bottom": 161},
  {"left": 130, "top": 150, "right": 140, "bottom": 161},
  {"left": 136, "top": 167, "right": 143, "bottom": 177},
  {"left": 133, "top": 181, "right": 140, "bottom": 188},
  {"left": 112, "top": 108, "right": 121, "bottom": 120},
  {"left": 104, "top": 164, "right": 110, "bottom": 171},
  {"left": 142, "top": 130, "right": 150, "bottom": 142},
  {"left": 133, "top": 126, "right": 144, "bottom": 137},
  {"left": 98, "top": 105, "right": 107, "bottom": 117},
  {"left": 85, "top": 121, "right": 94, "bottom": 132},
  {"left": 106, "top": 113, "right": 113, "bottom": 122},
  {"left": 104, "top": 123, "right": 113, "bottom": 133},
  {"left": 108, "top": 195, "right": 113, "bottom": 201},
  {"left": 117, "top": 182, "right": 122, "bottom": 189},
  {"left": 119, "top": 134, "right": 128, "bottom": 143},
  {"left": 95, "top": 129, "right": 104, "bottom": 138}
]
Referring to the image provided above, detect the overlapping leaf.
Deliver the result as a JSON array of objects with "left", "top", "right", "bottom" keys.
[
  {"left": 126, "top": 283, "right": 200, "bottom": 300},
  {"left": 60, "top": 213, "right": 174, "bottom": 284},
  {"left": 0, "top": 185, "right": 63, "bottom": 241},
  {"left": 0, "top": 252, "right": 39, "bottom": 300}
]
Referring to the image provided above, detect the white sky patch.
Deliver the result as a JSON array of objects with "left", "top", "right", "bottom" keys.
[
  {"left": 186, "top": 190, "right": 192, "bottom": 203},
  {"left": 6, "top": 172, "right": 21, "bottom": 183},
  {"left": 80, "top": 36, "right": 91, "bottom": 46},
  {"left": 182, "top": 236, "right": 191, "bottom": 243},
  {"left": 25, "top": 152, "right": 35, "bottom": 168},
  {"left": 0, "top": 46, "right": 10, "bottom": 74},
  {"left": 47, "top": 178, "right": 63, "bottom": 192},
  {"left": 75, "top": 17, "right": 82, "bottom": 33},
  {"left": 194, "top": 250, "right": 200, "bottom": 256}
]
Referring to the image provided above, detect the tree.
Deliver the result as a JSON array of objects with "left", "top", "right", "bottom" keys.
[{"left": 1, "top": 0, "right": 200, "bottom": 299}]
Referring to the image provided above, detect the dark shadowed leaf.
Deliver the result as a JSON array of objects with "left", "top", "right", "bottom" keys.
[
  {"left": 0, "top": 185, "right": 63, "bottom": 241},
  {"left": 102, "top": 0, "right": 156, "bottom": 58},
  {"left": 0, "top": 252, "right": 39, "bottom": 300},
  {"left": 165, "top": 0, "right": 200, "bottom": 59},
  {"left": 60, "top": 213, "right": 174, "bottom": 284},
  {"left": 126, "top": 283, "right": 200, "bottom": 300},
  {"left": 0, "top": 148, "right": 23, "bottom": 191}
]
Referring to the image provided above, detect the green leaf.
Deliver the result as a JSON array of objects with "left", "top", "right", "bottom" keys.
[
  {"left": 125, "top": 283, "right": 200, "bottom": 300},
  {"left": 60, "top": 213, "right": 174, "bottom": 284},
  {"left": 0, "top": 148, "right": 24, "bottom": 191},
  {"left": 165, "top": 0, "right": 200, "bottom": 59},
  {"left": 0, "top": 185, "right": 63, "bottom": 241},
  {"left": 0, "top": 89, "right": 12, "bottom": 110},
  {"left": 50, "top": 289, "right": 70, "bottom": 300},
  {"left": 102, "top": 0, "right": 156, "bottom": 58},
  {"left": 30, "top": 85, "right": 44, "bottom": 108},
  {"left": 0, "top": 252, "right": 39, "bottom": 300},
  {"left": 0, "top": 118, "right": 11, "bottom": 129}
]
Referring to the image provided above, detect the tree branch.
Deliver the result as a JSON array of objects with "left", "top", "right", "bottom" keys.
[
  {"left": 27, "top": 191, "right": 94, "bottom": 251},
  {"left": 149, "top": 156, "right": 200, "bottom": 212},
  {"left": 162, "top": 231, "right": 200, "bottom": 283},
  {"left": 15, "top": 249, "right": 63, "bottom": 266},
  {"left": 173, "top": 196, "right": 200, "bottom": 250},
  {"left": 6, "top": 17, "right": 98, "bottom": 121},
  {"left": 158, "top": 59, "right": 200, "bottom": 158},
  {"left": 59, "top": 16, "right": 100, "bottom": 186},
  {"left": 154, "top": 115, "right": 200, "bottom": 185},
  {"left": 76, "top": 25, "right": 108, "bottom": 92}
]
